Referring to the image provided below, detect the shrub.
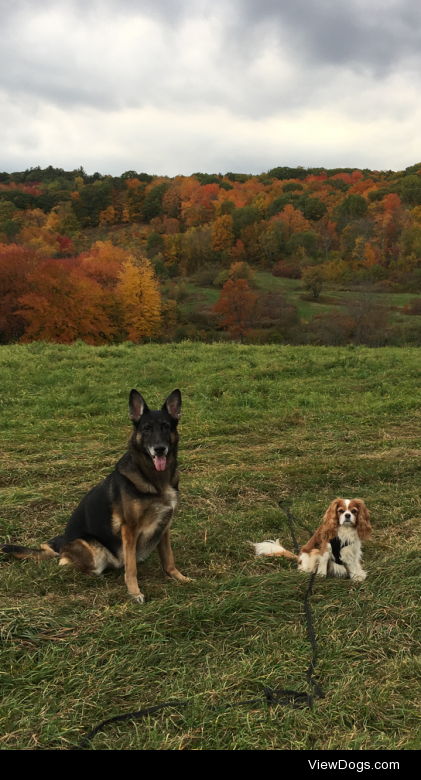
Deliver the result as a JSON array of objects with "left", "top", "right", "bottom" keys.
[
  {"left": 347, "top": 294, "right": 389, "bottom": 346},
  {"left": 191, "top": 264, "right": 222, "bottom": 287},
  {"left": 403, "top": 297, "right": 421, "bottom": 315},
  {"left": 272, "top": 260, "right": 301, "bottom": 279},
  {"left": 307, "top": 311, "right": 354, "bottom": 346},
  {"left": 253, "top": 292, "right": 299, "bottom": 330}
]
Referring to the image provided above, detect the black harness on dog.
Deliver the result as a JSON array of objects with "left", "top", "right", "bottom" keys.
[{"left": 330, "top": 536, "right": 350, "bottom": 565}]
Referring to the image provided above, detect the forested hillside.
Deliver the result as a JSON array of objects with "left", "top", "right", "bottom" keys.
[{"left": 1, "top": 162, "right": 421, "bottom": 345}]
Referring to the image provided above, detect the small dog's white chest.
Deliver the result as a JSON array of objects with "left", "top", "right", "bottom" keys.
[
  {"left": 338, "top": 541, "right": 360, "bottom": 565},
  {"left": 333, "top": 527, "right": 361, "bottom": 568}
]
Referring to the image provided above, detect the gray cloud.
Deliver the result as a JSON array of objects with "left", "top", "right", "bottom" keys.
[
  {"left": 2, "top": 1, "right": 421, "bottom": 112},
  {"left": 1, "top": 1, "right": 421, "bottom": 173},
  {"left": 239, "top": 1, "right": 421, "bottom": 72}
]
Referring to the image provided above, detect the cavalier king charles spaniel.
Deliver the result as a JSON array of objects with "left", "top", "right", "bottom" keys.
[{"left": 252, "top": 499, "right": 371, "bottom": 581}]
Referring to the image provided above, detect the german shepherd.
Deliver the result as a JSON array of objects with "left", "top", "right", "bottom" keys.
[{"left": 1, "top": 389, "right": 189, "bottom": 603}]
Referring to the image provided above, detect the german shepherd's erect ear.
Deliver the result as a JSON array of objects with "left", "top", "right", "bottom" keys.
[
  {"left": 163, "top": 389, "right": 182, "bottom": 420},
  {"left": 129, "top": 390, "right": 149, "bottom": 422}
]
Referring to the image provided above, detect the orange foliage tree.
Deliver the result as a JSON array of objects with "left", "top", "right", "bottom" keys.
[
  {"left": 230, "top": 239, "right": 247, "bottom": 263},
  {"left": 180, "top": 181, "right": 219, "bottom": 226},
  {"left": 18, "top": 259, "right": 116, "bottom": 344},
  {"left": 363, "top": 242, "right": 378, "bottom": 267},
  {"left": 212, "top": 278, "right": 257, "bottom": 342},
  {"left": 79, "top": 240, "right": 130, "bottom": 287},
  {"left": 211, "top": 214, "right": 234, "bottom": 251},
  {"left": 272, "top": 205, "right": 310, "bottom": 238},
  {"left": 372, "top": 193, "right": 408, "bottom": 260}
]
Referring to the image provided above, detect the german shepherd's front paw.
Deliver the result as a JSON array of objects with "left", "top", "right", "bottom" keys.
[
  {"left": 166, "top": 569, "right": 193, "bottom": 583},
  {"left": 131, "top": 593, "right": 146, "bottom": 604}
]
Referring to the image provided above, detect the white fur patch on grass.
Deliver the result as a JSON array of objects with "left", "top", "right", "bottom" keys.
[{"left": 250, "top": 539, "right": 286, "bottom": 557}]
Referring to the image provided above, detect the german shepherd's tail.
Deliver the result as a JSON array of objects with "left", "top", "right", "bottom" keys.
[
  {"left": 250, "top": 539, "right": 298, "bottom": 559},
  {"left": 1, "top": 536, "right": 64, "bottom": 561}
]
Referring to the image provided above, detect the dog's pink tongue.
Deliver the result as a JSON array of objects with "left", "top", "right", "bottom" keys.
[{"left": 154, "top": 455, "right": 167, "bottom": 472}]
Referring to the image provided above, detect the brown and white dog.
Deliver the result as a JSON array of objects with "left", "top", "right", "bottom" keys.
[{"left": 252, "top": 499, "right": 371, "bottom": 581}]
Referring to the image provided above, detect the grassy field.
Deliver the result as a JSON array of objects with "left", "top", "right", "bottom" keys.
[
  {"left": 0, "top": 342, "right": 420, "bottom": 750},
  {"left": 177, "top": 271, "right": 421, "bottom": 339}
]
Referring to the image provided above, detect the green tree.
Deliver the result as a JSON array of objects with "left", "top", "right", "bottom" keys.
[
  {"left": 266, "top": 195, "right": 290, "bottom": 218},
  {"left": 142, "top": 183, "right": 170, "bottom": 222},
  {"left": 71, "top": 181, "right": 113, "bottom": 227},
  {"left": 146, "top": 231, "right": 165, "bottom": 257},
  {"left": 0, "top": 201, "right": 19, "bottom": 238},
  {"left": 337, "top": 194, "right": 368, "bottom": 232},
  {"left": 287, "top": 231, "right": 318, "bottom": 258},
  {"left": 398, "top": 175, "right": 421, "bottom": 206},
  {"left": 283, "top": 182, "right": 303, "bottom": 192},
  {"left": 303, "top": 197, "right": 328, "bottom": 221},
  {"left": 232, "top": 205, "right": 261, "bottom": 239},
  {"left": 301, "top": 266, "right": 324, "bottom": 299}
]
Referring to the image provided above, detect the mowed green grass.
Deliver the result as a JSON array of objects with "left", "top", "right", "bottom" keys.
[{"left": 0, "top": 342, "right": 420, "bottom": 750}]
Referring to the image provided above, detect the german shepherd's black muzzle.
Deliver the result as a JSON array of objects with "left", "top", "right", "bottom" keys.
[{"left": 131, "top": 390, "right": 175, "bottom": 472}]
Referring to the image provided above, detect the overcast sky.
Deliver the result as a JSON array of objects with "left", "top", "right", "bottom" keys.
[{"left": 1, "top": 0, "right": 421, "bottom": 176}]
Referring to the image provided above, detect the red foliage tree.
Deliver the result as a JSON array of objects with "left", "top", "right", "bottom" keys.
[
  {"left": 18, "top": 259, "right": 116, "bottom": 344},
  {"left": 0, "top": 244, "right": 40, "bottom": 343},
  {"left": 212, "top": 278, "right": 257, "bottom": 342}
]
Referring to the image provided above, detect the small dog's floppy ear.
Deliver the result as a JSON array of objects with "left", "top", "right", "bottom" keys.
[
  {"left": 355, "top": 500, "right": 372, "bottom": 541},
  {"left": 129, "top": 390, "right": 149, "bottom": 422},
  {"left": 163, "top": 389, "right": 182, "bottom": 420},
  {"left": 321, "top": 498, "right": 342, "bottom": 542}
]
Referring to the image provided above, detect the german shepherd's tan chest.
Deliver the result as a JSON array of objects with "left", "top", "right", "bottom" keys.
[{"left": 134, "top": 486, "right": 179, "bottom": 561}]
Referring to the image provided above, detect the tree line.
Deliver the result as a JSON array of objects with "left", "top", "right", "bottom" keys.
[{"left": 1, "top": 162, "right": 421, "bottom": 345}]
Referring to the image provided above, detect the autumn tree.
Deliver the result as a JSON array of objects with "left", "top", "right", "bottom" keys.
[
  {"left": 301, "top": 265, "right": 324, "bottom": 299},
  {"left": 0, "top": 244, "right": 39, "bottom": 342},
  {"left": 181, "top": 182, "right": 219, "bottom": 226},
  {"left": 213, "top": 260, "right": 256, "bottom": 288},
  {"left": 115, "top": 258, "right": 162, "bottom": 342},
  {"left": 259, "top": 227, "right": 280, "bottom": 265},
  {"left": 317, "top": 219, "right": 337, "bottom": 257},
  {"left": 372, "top": 194, "right": 408, "bottom": 261},
  {"left": 179, "top": 226, "right": 213, "bottom": 272},
  {"left": 363, "top": 242, "right": 378, "bottom": 267},
  {"left": 79, "top": 241, "right": 133, "bottom": 287},
  {"left": 211, "top": 214, "right": 234, "bottom": 251},
  {"left": 162, "top": 177, "right": 183, "bottom": 219},
  {"left": 212, "top": 278, "right": 257, "bottom": 342},
  {"left": 273, "top": 205, "right": 310, "bottom": 239},
  {"left": 18, "top": 259, "right": 116, "bottom": 344},
  {"left": 124, "top": 178, "right": 147, "bottom": 221}
]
